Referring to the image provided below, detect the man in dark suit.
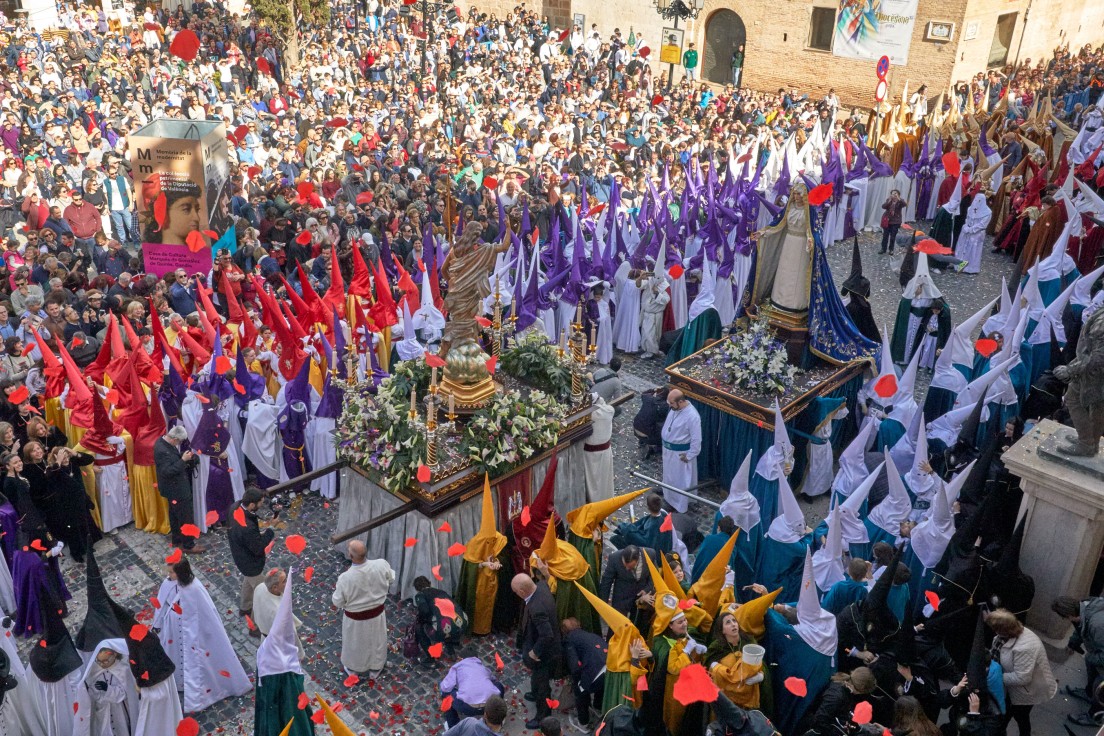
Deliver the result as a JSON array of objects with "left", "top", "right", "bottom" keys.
[
  {"left": 512, "top": 573, "right": 559, "bottom": 730},
  {"left": 153, "top": 425, "right": 205, "bottom": 553},
  {"left": 562, "top": 617, "right": 606, "bottom": 732},
  {"left": 598, "top": 545, "right": 656, "bottom": 625}
]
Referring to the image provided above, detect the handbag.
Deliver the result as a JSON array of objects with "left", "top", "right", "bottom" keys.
[
  {"left": 880, "top": 213, "right": 890, "bottom": 229},
  {"left": 401, "top": 621, "right": 420, "bottom": 660}
]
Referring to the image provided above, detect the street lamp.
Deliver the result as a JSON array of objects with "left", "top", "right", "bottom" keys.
[{"left": 653, "top": 0, "right": 705, "bottom": 88}]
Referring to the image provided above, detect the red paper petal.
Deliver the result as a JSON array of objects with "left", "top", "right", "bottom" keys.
[
  {"left": 546, "top": 698, "right": 560, "bottom": 710},
  {"left": 257, "top": 58, "right": 272, "bottom": 75},
  {"left": 432, "top": 564, "right": 443, "bottom": 581},
  {"left": 784, "top": 677, "right": 808, "bottom": 697},
  {"left": 185, "top": 230, "right": 207, "bottom": 254},
  {"left": 483, "top": 177, "right": 498, "bottom": 190},
  {"left": 974, "top": 338, "right": 998, "bottom": 358},
  {"left": 176, "top": 717, "right": 200, "bottom": 736},
  {"left": 154, "top": 193, "right": 167, "bottom": 230},
  {"left": 404, "top": 537, "right": 418, "bottom": 548},
  {"left": 447, "top": 543, "right": 467, "bottom": 557},
  {"left": 310, "top": 710, "right": 325, "bottom": 724},
  {"left": 180, "top": 524, "right": 200, "bottom": 538},
  {"left": 417, "top": 465, "right": 431, "bottom": 483},
  {"left": 218, "top": 670, "right": 231, "bottom": 677},
  {"left": 924, "top": 590, "right": 941, "bottom": 612},
  {"left": 356, "top": 191, "right": 374, "bottom": 205},
  {"left": 232, "top": 380, "right": 246, "bottom": 395},
  {"left": 129, "top": 624, "right": 149, "bottom": 642},
  {"left": 521, "top": 506, "right": 532, "bottom": 527},
  {"left": 659, "top": 514, "right": 674, "bottom": 532},
  {"left": 485, "top": 355, "right": 498, "bottom": 374},
  {"left": 427, "top": 642, "right": 444, "bottom": 658},
  {"left": 677, "top": 598, "right": 699, "bottom": 611},
  {"left": 104, "top": 389, "right": 121, "bottom": 405},
  {"left": 245, "top": 614, "right": 256, "bottom": 631},
  {"left": 149, "top": 596, "right": 161, "bottom": 610},
  {"left": 652, "top": 94, "right": 664, "bottom": 106},
  {"left": 807, "top": 183, "right": 834, "bottom": 206},
  {"left": 368, "top": 710, "right": 380, "bottom": 720},
  {"left": 165, "top": 548, "right": 182, "bottom": 565},
  {"left": 194, "top": 394, "right": 210, "bottom": 404},
  {"left": 668, "top": 264, "right": 685, "bottom": 280},
  {"left": 494, "top": 651, "right": 505, "bottom": 671},
  {"left": 425, "top": 352, "right": 447, "bottom": 368},
  {"left": 285, "top": 535, "right": 307, "bottom": 555},
  {"left": 441, "top": 695, "right": 454, "bottom": 712},
  {"left": 297, "top": 692, "right": 310, "bottom": 710},
  {"left": 295, "top": 231, "right": 313, "bottom": 245},
  {"left": 435, "top": 598, "right": 457, "bottom": 620},
  {"left": 437, "top": 522, "right": 452, "bottom": 533},
  {"left": 671, "top": 663, "right": 719, "bottom": 706},
  {"left": 853, "top": 701, "right": 873, "bottom": 725},
  {"left": 169, "top": 29, "right": 201, "bottom": 62},
  {"left": 233, "top": 507, "right": 247, "bottom": 527},
  {"left": 205, "top": 510, "right": 219, "bottom": 526},
  {"left": 873, "top": 374, "right": 898, "bottom": 399},
  {"left": 30, "top": 539, "right": 45, "bottom": 551},
  {"left": 475, "top": 316, "right": 493, "bottom": 328},
  {"left": 942, "top": 152, "right": 961, "bottom": 178},
  {"left": 214, "top": 356, "right": 233, "bottom": 375},
  {"left": 202, "top": 229, "right": 218, "bottom": 240},
  {"left": 172, "top": 602, "right": 182, "bottom": 615},
  {"left": 343, "top": 673, "right": 360, "bottom": 687},
  {"left": 636, "top": 674, "right": 649, "bottom": 691},
  {"left": 7, "top": 386, "right": 28, "bottom": 404},
  {"left": 304, "top": 567, "right": 314, "bottom": 583},
  {"left": 73, "top": 701, "right": 79, "bottom": 713},
  {"left": 914, "top": 238, "right": 954, "bottom": 256}
]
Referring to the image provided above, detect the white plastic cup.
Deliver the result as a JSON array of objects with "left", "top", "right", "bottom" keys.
[{"left": 741, "top": 644, "right": 765, "bottom": 666}]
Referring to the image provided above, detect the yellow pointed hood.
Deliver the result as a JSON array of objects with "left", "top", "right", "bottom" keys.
[
  {"left": 689, "top": 531, "right": 740, "bottom": 621},
  {"left": 314, "top": 694, "right": 357, "bottom": 736},
  {"left": 538, "top": 511, "right": 558, "bottom": 561},
  {"left": 658, "top": 552, "right": 713, "bottom": 633},
  {"left": 567, "top": 488, "right": 649, "bottom": 538},
  {"left": 575, "top": 581, "right": 643, "bottom": 673},
  {"left": 660, "top": 553, "right": 685, "bottom": 597},
  {"left": 278, "top": 718, "right": 295, "bottom": 736},
  {"left": 728, "top": 587, "right": 782, "bottom": 639},
  {"left": 463, "top": 475, "right": 507, "bottom": 564},
  {"left": 532, "top": 512, "right": 589, "bottom": 583}
]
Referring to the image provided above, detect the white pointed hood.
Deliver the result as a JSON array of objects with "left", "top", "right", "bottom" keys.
[
  {"left": 719, "top": 451, "right": 761, "bottom": 531},
  {"left": 982, "top": 278, "right": 1011, "bottom": 335},
  {"left": 942, "top": 174, "right": 964, "bottom": 217},
  {"left": 1022, "top": 260, "right": 1045, "bottom": 322},
  {"left": 869, "top": 448, "right": 912, "bottom": 534},
  {"left": 1028, "top": 277, "right": 1078, "bottom": 346},
  {"left": 394, "top": 300, "right": 425, "bottom": 361},
  {"left": 1075, "top": 177, "right": 1104, "bottom": 218},
  {"left": 902, "top": 253, "right": 942, "bottom": 300},
  {"left": 888, "top": 346, "right": 922, "bottom": 428},
  {"left": 905, "top": 415, "right": 937, "bottom": 502},
  {"left": 766, "top": 472, "right": 806, "bottom": 544},
  {"left": 909, "top": 475, "right": 955, "bottom": 569},
  {"left": 257, "top": 570, "right": 302, "bottom": 678},
  {"left": 839, "top": 461, "right": 883, "bottom": 544},
  {"left": 1032, "top": 219, "right": 1078, "bottom": 283},
  {"left": 990, "top": 312, "right": 1030, "bottom": 406},
  {"left": 794, "top": 549, "right": 838, "bottom": 657},
  {"left": 928, "top": 399, "right": 989, "bottom": 448},
  {"left": 955, "top": 355, "right": 1017, "bottom": 408},
  {"left": 933, "top": 295, "right": 999, "bottom": 390},
  {"left": 1072, "top": 262, "right": 1104, "bottom": 309},
  {"left": 755, "top": 400, "right": 793, "bottom": 481},
  {"left": 412, "top": 260, "right": 446, "bottom": 340},
  {"left": 889, "top": 401, "right": 923, "bottom": 472},
  {"left": 831, "top": 419, "right": 874, "bottom": 498},
  {"left": 688, "top": 258, "right": 717, "bottom": 321},
  {"left": 812, "top": 500, "right": 846, "bottom": 592}
]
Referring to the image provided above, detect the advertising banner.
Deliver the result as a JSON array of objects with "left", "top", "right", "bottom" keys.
[
  {"left": 832, "top": 0, "right": 919, "bottom": 66},
  {"left": 128, "top": 120, "right": 229, "bottom": 277}
]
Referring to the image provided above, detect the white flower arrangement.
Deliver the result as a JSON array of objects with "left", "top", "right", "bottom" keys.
[{"left": 719, "top": 315, "right": 799, "bottom": 397}]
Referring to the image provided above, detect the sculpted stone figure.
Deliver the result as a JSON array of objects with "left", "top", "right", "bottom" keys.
[
  {"left": 439, "top": 221, "right": 510, "bottom": 357},
  {"left": 1054, "top": 307, "right": 1104, "bottom": 456}
]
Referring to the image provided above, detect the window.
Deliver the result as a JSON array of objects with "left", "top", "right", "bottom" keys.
[
  {"left": 808, "top": 7, "right": 836, "bottom": 51},
  {"left": 988, "top": 13, "right": 1017, "bottom": 68}
]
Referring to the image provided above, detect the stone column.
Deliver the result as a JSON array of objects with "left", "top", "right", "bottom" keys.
[{"left": 1001, "top": 420, "right": 1104, "bottom": 642}]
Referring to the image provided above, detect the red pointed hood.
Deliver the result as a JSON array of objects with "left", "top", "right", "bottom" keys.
[
  {"left": 134, "top": 387, "right": 166, "bottom": 466},
  {"left": 116, "top": 352, "right": 149, "bottom": 439},
  {"left": 393, "top": 254, "right": 420, "bottom": 314},
  {"left": 368, "top": 257, "right": 398, "bottom": 329},
  {"left": 31, "top": 326, "right": 65, "bottom": 398},
  {"left": 295, "top": 263, "right": 328, "bottom": 327},
  {"left": 79, "top": 387, "right": 120, "bottom": 456},
  {"left": 323, "top": 246, "right": 347, "bottom": 318},
  {"left": 221, "top": 270, "right": 246, "bottom": 326},
  {"left": 349, "top": 243, "right": 374, "bottom": 298},
  {"left": 57, "top": 341, "right": 95, "bottom": 428},
  {"left": 511, "top": 451, "right": 561, "bottom": 558}
]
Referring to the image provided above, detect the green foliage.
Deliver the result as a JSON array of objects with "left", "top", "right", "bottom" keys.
[
  {"left": 251, "top": 0, "right": 330, "bottom": 60},
  {"left": 459, "top": 389, "right": 564, "bottom": 478},
  {"left": 500, "top": 330, "right": 572, "bottom": 401}
]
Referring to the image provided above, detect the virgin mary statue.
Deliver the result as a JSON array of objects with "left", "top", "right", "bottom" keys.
[{"left": 741, "top": 181, "right": 879, "bottom": 366}]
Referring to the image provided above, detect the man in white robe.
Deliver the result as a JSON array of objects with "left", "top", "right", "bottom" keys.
[
  {"left": 582, "top": 395, "right": 614, "bottom": 503},
  {"left": 660, "top": 389, "right": 701, "bottom": 514},
  {"left": 82, "top": 643, "right": 138, "bottom": 736},
  {"left": 332, "top": 540, "right": 394, "bottom": 677},
  {"left": 611, "top": 261, "right": 642, "bottom": 353},
  {"left": 639, "top": 273, "right": 670, "bottom": 359},
  {"left": 956, "top": 194, "right": 991, "bottom": 274},
  {"left": 254, "top": 569, "right": 305, "bottom": 659}
]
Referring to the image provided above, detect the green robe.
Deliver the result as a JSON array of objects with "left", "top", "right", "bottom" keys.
[
  {"left": 454, "top": 550, "right": 516, "bottom": 635},
  {"left": 254, "top": 672, "right": 315, "bottom": 736},
  {"left": 666, "top": 308, "right": 724, "bottom": 366},
  {"left": 553, "top": 569, "right": 602, "bottom": 634},
  {"left": 568, "top": 530, "right": 601, "bottom": 580},
  {"left": 889, "top": 297, "right": 952, "bottom": 364}
]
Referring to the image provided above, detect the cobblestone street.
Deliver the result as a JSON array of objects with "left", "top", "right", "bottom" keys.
[{"left": 20, "top": 229, "right": 1090, "bottom": 735}]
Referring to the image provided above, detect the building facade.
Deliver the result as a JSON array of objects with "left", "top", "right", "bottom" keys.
[{"left": 457, "top": 0, "right": 1104, "bottom": 106}]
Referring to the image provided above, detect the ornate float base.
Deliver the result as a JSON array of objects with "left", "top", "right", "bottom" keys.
[
  {"left": 764, "top": 305, "right": 810, "bottom": 365},
  {"left": 441, "top": 338, "right": 498, "bottom": 410}
]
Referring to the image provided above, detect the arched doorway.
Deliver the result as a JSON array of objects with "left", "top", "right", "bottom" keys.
[{"left": 703, "top": 9, "right": 746, "bottom": 86}]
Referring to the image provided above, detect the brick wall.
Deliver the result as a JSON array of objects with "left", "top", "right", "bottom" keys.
[{"left": 455, "top": 0, "right": 1095, "bottom": 108}]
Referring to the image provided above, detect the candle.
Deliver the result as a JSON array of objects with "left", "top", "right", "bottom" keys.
[
  {"left": 559, "top": 329, "right": 567, "bottom": 351},
  {"left": 575, "top": 302, "right": 583, "bottom": 325},
  {"left": 449, "top": 393, "right": 455, "bottom": 416},
  {"left": 590, "top": 326, "right": 596, "bottom": 347},
  {"left": 410, "top": 388, "right": 416, "bottom": 415},
  {"left": 431, "top": 365, "right": 438, "bottom": 387}
]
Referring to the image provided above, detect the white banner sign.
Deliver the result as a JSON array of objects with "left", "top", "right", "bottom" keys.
[{"left": 832, "top": 0, "right": 919, "bottom": 66}]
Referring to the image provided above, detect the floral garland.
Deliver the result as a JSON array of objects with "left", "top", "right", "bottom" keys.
[
  {"left": 335, "top": 360, "right": 565, "bottom": 492},
  {"left": 719, "top": 314, "right": 799, "bottom": 397},
  {"left": 500, "top": 329, "right": 572, "bottom": 401}
]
